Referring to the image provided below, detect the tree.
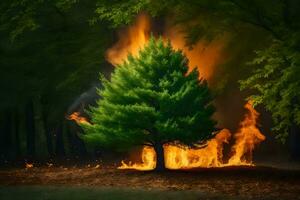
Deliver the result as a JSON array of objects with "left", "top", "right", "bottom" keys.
[
  {"left": 91, "top": 0, "right": 300, "bottom": 142},
  {"left": 80, "top": 37, "right": 216, "bottom": 171},
  {"left": 240, "top": 37, "right": 300, "bottom": 143},
  {"left": 0, "top": 0, "right": 113, "bottom": 161}
]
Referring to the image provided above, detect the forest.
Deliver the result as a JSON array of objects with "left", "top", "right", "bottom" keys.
[{"left": 0, "top": 0, "right": 300, "bottom": 199}]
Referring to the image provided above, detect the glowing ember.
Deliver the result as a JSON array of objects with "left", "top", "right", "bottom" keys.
[
  {"left": 68, "top": 112, "right": 90, "bottom": 125},
  {"left": 25, "top": 163, "right": 33, "bottom": 169},
  {"left": 47, "top": 163, "right": 53, "bottom": 167}
]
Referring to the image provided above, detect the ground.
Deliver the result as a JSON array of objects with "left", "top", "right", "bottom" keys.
[{"left": 1, "top": 165, "right": 300, "bottom": 200}]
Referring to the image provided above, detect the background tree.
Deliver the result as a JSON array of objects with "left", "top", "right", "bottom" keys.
[
  {"left": 0, "top": 0, "right": 113, "bottom": 162},
  {"left": 81, "top": 38, "right": 216, "bottom": 171}
]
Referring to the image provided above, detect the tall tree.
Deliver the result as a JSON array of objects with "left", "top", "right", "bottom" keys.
[
  {"left": 0, "top": 0, "right": 113, "bottom": 161},
  {"left": 81, "top": 38, "right": 216, "bottom": 171},
  {"left": 91, "top": 0, "right": 300, "bottom": 142}
]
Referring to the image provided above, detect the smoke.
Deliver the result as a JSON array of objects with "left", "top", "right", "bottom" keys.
[{"left": 67, "top": 84, "right": 99, "bottom": 116}]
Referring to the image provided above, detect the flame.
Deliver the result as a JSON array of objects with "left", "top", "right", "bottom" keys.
[
  {"left": 106, "top": 14, "right": 225, "bottom": 82},
  {"left": 118, "top": 146, "right": 156, "bottom": 171},
  {"left": 67, "top": 14, "right": 265, "bottom": 170},
  {"left": 165, "top": 129, "right": 231, "bottom": 169},
  {"left": 226, "top": 101, "right": 266, "bottom": 166},
  {"left": 68, "top": 112, "right": 90, "bottom": 125},
  {"left": 119, "top": 101, "right": 265, "bottom": 170},
  {"left": 165, "top": 26, "right": 225, "bottom": 81},
  {"left": 106, "top": 14, "right": 150, "bottom": 66}
]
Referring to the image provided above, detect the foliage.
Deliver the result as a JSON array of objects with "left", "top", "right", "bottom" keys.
[
  {"left": 0, "top": 0, "right": 113, "bottom": 159},
  {"left": 240, "top": 36, "right": 300, "bottom": 142},
  {"left": 81, "top": 37, "right": 216, "bottom": 150},
  {"left": 0, "top": 0, "right": 112, "bottom": 116},
  {"left": 0, "top": 0, "right": 79, "bottom": 40},
  {"left": 90, "top": 0, "right": 300, "bottom": 141}
]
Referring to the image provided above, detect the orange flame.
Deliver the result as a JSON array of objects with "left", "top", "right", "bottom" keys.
[
  {"left": 106, "top": 14, "right": 150, "bottom": 66},
  {"left": 68, "top": 14, "right": 265, "bottom": 170},
  {"left": 165, "top": 26, "right": 225, "bottom": 81},
  {"left": 165, "top": 129, "right": 231, "bottom": 169},
  {"left": 106, "top": 14, "right": 225, "bottom": 82},
  {"left": 119, "top": 101, "right": 265, "bottom": 170},
  {"left": 118, "top": 146, "right": 156, "bottom": 171},
  {"left": 68, "top": 112, "right": 90, "bottom": 125},
  {"left": 226, "top": 101, "right": 266, "bottom": 166}
]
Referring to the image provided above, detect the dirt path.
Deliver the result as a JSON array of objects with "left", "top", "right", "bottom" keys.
[{"left": 1, "top": 166, "right": 300, "bottom": 199}]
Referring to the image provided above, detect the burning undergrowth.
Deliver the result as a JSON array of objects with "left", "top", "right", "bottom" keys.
[
  {"left": 68, "top": 14, "right": 266, "bottom": 170},
  {"left": 118, "top": 101, "right": 265, "bottom": 170}
]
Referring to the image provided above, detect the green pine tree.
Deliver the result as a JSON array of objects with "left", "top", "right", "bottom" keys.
[{"left": 81, "top": 37, "right": 217, "bottom": 171}]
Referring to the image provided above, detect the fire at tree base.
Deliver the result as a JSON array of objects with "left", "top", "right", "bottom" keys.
[{"left": 118, "top": 101, "right": 266, "bottom": 171}]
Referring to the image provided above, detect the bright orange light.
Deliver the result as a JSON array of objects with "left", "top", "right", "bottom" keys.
[
  {"left": 106, "top": 14, "right": 225, "bottom": 83},
  {"left": 164, "top": 129, "right": 231, "bottom": 169},
  {"left": 67, "top": 112, "right": 90, "bottom": 125},
  {"left": 73, "top": 14, "right": 265, "bottom": 170},
  {"left": 119, "top": 101, "right": 265, "bottom": 170},
  {"left": 25, "top": 163, "right": 33, "bottom": 169},
  {"left": 118, "top": 146, "right": 156, "bottom": 171},
  {"left": 106, "top": 14, "right": 150, "bottom": 66},
  {"left": 226, "top": 101, "right": 266, "bottom": 166},
  {"left": 164, "top": 26, "right": 225, "bottom": 81}
]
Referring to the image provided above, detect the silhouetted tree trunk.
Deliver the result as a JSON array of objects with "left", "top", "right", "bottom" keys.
[
  {"left": 25, "top": 100, "right": 35, "bottom": 157},
  {"left": 18, "top": 108, "right": 27, "bottom": 157},
  {"left": 153, "top": 142, "right": 165, "bottom": 171},
  {"left": 0, "top": 112, "right": 5, "bottom": 161},
  {"left": 42, "top": 109, "right": 55, "bottom": 158},
  {"left": 62, "top": 120, "right": 71, "bottom": 157},
  {"left": 68, "top": 122, "right": 88, "bottom": 158},
  {"left": 289, "top": 123, "right": 300, "bottom": 161},
  {"left": 33, "top": 96, "right": 48, "bottom": 158},
  {"left": 55, "top": 122, "right": 65, "bottom": 157},
  {"left": 13, "top": 108, "right": 20, "bottom": 158},
  {"left": 0, "top": 110, "right": 13, "bottom": 161},
  {"left": 45, "top": 124, "right": 54, "bottom": 158}
]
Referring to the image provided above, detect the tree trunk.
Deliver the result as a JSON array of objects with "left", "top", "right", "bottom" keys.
[
  {"left": 42, "top": 110, "right": 54, "bottom": 158},
  {"left": 25, "top": 100, "right": 35, "bottom": 157},
  {"left": 289, "top": 123, "right": 300, "bottom": 161},
  {"left": 153, "top": 142, "right": 165, "bottom": 171},
  {"left": 55, "top": 122, "right": 65, "bottom": 157},
  {"left": 62, "top": 120, "right": 71, "bottom": 157},
  {"left": 68, "top": 121, "right": 88, "bottom": 158},
  {"left": 1, "top": 110, "right": 13, "bottom": 160},
  {"left": 14, "top": 108, "right": 21, "bottom": 157},
  {"left": 19, "top": 107, "right": 28, "bottom": 157},
  {"left": 33, "top": 96, "right": 48, "bottom": 159}
]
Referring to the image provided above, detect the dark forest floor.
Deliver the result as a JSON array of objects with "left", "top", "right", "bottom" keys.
[{"left": 1, "top": 165, "right": 300, "bottom": 200}]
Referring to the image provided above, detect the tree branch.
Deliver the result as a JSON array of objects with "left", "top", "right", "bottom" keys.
[{"left": 228, "top": 0, "right": 282, "bottom": 40}]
